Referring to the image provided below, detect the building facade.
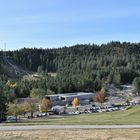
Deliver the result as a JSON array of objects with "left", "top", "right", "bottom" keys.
[{"left": 45, "top": 92, "right": 95, "bottom": 106}]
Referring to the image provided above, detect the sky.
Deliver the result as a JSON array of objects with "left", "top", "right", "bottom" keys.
[{"left": 0, "top": 0, "right": 140, "bottom": 50}]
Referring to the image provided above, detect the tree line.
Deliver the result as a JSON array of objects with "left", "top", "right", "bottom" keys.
[{"left": 0, "top": 41, "right": 140, "bottom": 94}]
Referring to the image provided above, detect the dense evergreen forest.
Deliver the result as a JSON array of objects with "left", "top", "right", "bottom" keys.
[{"left": 0, "top": 41, "right": 140, "bottom": 99}]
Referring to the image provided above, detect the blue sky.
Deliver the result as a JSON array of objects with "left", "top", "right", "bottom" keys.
[{"left": 0, "top": 0, "right": 140, "bottom": 50}]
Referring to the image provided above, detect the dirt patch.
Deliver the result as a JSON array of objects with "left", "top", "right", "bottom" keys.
[{"left": 0, "top": 129, "right": 140, "bottom": 140}]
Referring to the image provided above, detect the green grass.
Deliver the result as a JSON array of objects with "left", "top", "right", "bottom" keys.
[
  {"left": 45, "top": 106, "right": 140, "bottom": 125},
  {"left": 2, "top": 106, "right": 140, "bottom": 126}
]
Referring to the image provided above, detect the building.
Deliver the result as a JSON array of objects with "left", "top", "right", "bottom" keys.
[{"left": 45, "top": 92, "right": 95, "bottom": 106}]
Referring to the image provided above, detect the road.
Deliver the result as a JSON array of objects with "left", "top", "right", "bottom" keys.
[{"left": 1, "top": 125, "right": 140, "bottom": 131}]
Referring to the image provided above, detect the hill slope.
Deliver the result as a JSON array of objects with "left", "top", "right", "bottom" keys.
[
  {"left": 0, "top": 41, "right": 140, "bottom": 94},
  {"left": 0, "top": 56, "right": 30, "bottom": 78}
]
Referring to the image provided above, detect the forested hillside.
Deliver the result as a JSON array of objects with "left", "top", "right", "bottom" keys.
[{"left": 0, "top": 41, "right": 140, "bottom": 98}]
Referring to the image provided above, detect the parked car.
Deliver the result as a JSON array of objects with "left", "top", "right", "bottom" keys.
[
  {"left": 47, "top": 111, "right": 54, "bottom": 115},
  {"left": 37, "top": 113, "right": 48, "bottom": 117},
  {"left": 7, "top": 116, "right": 16, "bottom": 122}
]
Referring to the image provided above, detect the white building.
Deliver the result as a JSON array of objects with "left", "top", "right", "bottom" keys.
[{"left": 45, "top": 92, "right": 95, "bottom": 106}]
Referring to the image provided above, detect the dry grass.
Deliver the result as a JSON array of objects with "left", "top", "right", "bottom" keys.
[{"left": 0, "top": 129, "right": 140, "bottom": 140}]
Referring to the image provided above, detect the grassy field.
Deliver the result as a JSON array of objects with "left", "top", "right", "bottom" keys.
[
  {"left": 44, "top": 106, "right": 140, "bottom": 125},
  {"left": 0, "top": 129, "right": 140, "bottom": 140},
  {"left": 1, "top": 107, "right": 140, "bottom": 140},
  {"left": 2, "top": 106, "right": 140, "bottom": 126}
]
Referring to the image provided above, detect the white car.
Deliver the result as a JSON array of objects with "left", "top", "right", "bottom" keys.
[{"left": 7, "top": 116, "right": 16, "bottom": 122}]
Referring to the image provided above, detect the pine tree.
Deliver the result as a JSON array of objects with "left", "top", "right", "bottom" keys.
[{"left": 0, "top": 94, "right": 7, "bottom": 121}]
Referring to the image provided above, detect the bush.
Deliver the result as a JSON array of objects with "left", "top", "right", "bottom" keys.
[{"left": 126, "top": 106, "right": 132, "bottom": 110}]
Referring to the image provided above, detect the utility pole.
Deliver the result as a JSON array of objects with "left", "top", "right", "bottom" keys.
[{"left": 4, "top": 42, "right": 6, "bottom": 57}]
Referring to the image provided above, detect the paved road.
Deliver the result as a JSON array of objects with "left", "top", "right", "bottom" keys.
[{"left": 1, "top": 125, "right": 140, "bottom": 131}]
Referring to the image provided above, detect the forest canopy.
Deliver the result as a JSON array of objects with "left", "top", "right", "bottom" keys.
[{"left": 0, "top": 41, "right": 140, "bottom": 97}]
